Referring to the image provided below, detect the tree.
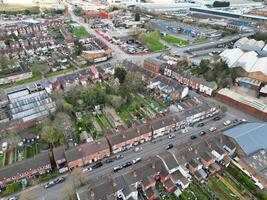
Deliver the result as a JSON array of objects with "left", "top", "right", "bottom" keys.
[
  {"left": 70, "top": 168, "right": 84, "bottom": 188},
  {"left": 20, "top": 190, "right": 34, "bottom": 200},
  {"left": 144, "top": 22, "right": 155, "bottom": 32},
  {"left": 61, "top": 184, "right": 76, "bottom": 200},
  {"left": 41, "top": 122, "right": 62, "bottom": 148},
  {"left": 122, "top": 71, "right": 144, "bottom": 94},
  {"left": 114, "top": 67, "right": 127, "bottom": 83},
  {"left": 0, "top": 55, "right": 13, "bottom": 71},
  {"left": 108, "top": 95, "right": 126, "bottom": 110},
  {"left": 54, "top": 112, "right": 75, "bottom": 141}
]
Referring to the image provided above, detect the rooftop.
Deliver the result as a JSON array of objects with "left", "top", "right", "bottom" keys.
[{"left": 223, "top": 122, "right": 267, "bottom": 155}]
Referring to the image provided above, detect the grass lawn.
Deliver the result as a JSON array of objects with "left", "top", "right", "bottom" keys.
[
  {"left": 2, "top": 182, "right": 21, "bottom": 196},
  {"left": 215, "top": 178, "right": 239, "bottom": 200},
  {"left": 74, "top": 27, "right": 90, "bottom": 37},
  {"left": 45, "top": 66, "right": 76, "bottom": 78},
  {"left": 96, "top": 114, "right": 111, "bottom": 129},
  {"left": 192, "top": 39, "right": 209, "bottom": 45},
  {"left": 0, "top": 155, "right": 3, "bottom": 168},
  {"left": 140, "top": 32, "right": 167, "bottom": 52},
  {"left": 161, "top": 35, "right": 189, "bottom": 45},
  {"left": 0, "top": 67, "right": 42, "bottom": 89},
  {"left": 25, "top": 143, "right": 41, "bottom": 159},
  {"left": 189, "top": 181, "right": 210, "bottom": 200}
]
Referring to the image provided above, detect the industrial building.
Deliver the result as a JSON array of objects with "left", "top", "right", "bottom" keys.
[
  {"left": 7, "top": 88, "right": 57, "bottom": 122},
  {"left": 220, "top": 48, "right": 267, "bottom": 82},
  {"left": 234, "top": 37, "right": 267, "bottom": 56}
]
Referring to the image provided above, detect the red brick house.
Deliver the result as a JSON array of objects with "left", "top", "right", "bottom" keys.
[
  {"left": 107, "top": 123, "right": 152, "bottom": 154},
  {"left": 0, "top": 152, "right": 51, "bottom": 187},
  {"left": 144, "top": 58, "right": 165, "bottom": 73}
]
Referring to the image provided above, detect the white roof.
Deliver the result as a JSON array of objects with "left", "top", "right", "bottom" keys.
[
  {"left": 260, "top": 86, "right": 267, "bottom": 94},
  {"left": 255, "top": 40, "right": 265, "bottom": 49},
  {"left": 235, "top": 37, "right": 249, "bottom": 46},
  {"left": 252, "top": 57, "right": 267, "bottom": 75},
  {"left": 235, "top": 51, "right": 258, "bottom": 72},
  {"left": 220, "top": 48, "right": 244, "bottom": 67},
  {"left": 263, "top": 44, "right": 267, "bottom": 52}
]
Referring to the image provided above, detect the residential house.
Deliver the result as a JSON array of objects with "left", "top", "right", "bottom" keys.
[
  {"left": 144, "top": 57, "right": 165, "bottom": 73},
  {"left": 0, "top": 152, "right": 51, "bottom": 187},
  {"left": 107, "top": 123, "right": 152, "bottom": 154},
  {"left": 81, "top": 138, "right": 111, "bottom": 165},
  {"left": 52, "top": 146, "right": 67, "bottom": 169},
  {"left": 65, "top": 147, "right": 83, "bottom": 170}
]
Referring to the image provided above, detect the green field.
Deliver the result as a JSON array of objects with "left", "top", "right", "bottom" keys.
[
  {"left": 139, "top": 32, "right": 167, "bottom": 52},
  {"left": 161, "top": 35, "right": 189, "bottom": 45},
  {"left": 74, "top": 27, "right": 90, "bottom": 37}
]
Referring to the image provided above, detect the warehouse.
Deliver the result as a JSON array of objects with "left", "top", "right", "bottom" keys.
[
  {"left": 234, "top": 37, "right": 267, "bottom": 56},
  {"left": 220, "top": 49, "right": 267, "bottom": 82}
]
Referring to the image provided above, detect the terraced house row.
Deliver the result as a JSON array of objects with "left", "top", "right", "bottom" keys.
[{"left": 0, "top": 101, "right": 220, "bottom": 187}]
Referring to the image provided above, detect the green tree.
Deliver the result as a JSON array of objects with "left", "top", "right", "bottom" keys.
[
  {"left": 41, "top": 122, "right": 62, "bottom": 148},
  {"left": 122, "top": 71, "right": 144, "bottom": 94},
  {"left": 70, "top": 167, "right": 84, "bottom": 188},
  {"left": 114, "top": 67, "right": 127, "bottom": 83}
]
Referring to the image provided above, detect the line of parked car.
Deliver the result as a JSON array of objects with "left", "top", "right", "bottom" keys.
[{"left": 113, "top": 157, "right": 142, "bottom": 173}]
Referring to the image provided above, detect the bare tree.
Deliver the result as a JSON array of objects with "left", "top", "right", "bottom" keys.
[
  {"left": 61, "top": 184, "right": 76, "bottom": 200},
  {"left": 70, "top": 168, "right": 84, "bottom": 188},
  {"left": 19, "top": 190, "right": 34, "bottom": 200}
]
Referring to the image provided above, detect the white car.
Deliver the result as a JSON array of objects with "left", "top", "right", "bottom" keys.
[
  {"left": 83, "top": 167, "right": 92, "bottom": 173},
  {"left": 134, "top": 147, "right": 143, "bottom": 152},
  {"left": 132, "top": 157, "right": 142, "bottom": 164},
  {"left": 168, "top": 133, "right": 175, "bottom": 139},
  {"left": 181, "top": 129, "right": 188, "bottom": 134},
  {"left": 209, "top": 127, "right": 217, "bottom": 132},
  {"left": 223, "top": 120, "right": 231, "bottom": 126},
  {"left": 2, "top": 142, "right": 8, "bottom": 151}
]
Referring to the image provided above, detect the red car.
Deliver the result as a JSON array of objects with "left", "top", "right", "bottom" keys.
[{"left": 202, "top": 93, "right": 209, "bottom": 97}]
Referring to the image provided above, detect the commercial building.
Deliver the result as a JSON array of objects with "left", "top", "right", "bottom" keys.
[
  {"left": 217, "top": 88, "right": 267, "bottom": 120},
  {"left": 234, "top": 37, "right": 267, "bottom": 56},
  {"left": 220, "top": 48, "right": 267, "bottom": 82}
]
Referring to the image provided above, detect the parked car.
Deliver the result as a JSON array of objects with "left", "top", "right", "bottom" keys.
[
  {"left": 190, "top": 135, "right": 197, "bottom": 140},
  {"left": 168, "top": 133, "right": 175, "bottom": 139},
  {"left": 54, "top": 177, "right": 65, "bottom": 184},
  {"left": 134, "top": 147, "right": 143, "bottom": 152},
  {"left": 83, "top": 167, "right": 92, "bottom": 173},
  {"left": 105, "top": 158, "right": 113, "bottom": 163},
  {"left": 165, "top": 144, "right": 173, "bottom": 150},
  {"left": 122, "top": 161, "right": 132, "bottom": 168},
  {"left": 181, "top": 129, "right": 188, "bottom": 134},
  {"left": 44, "top": 181, "right": 55, "bottom": 189},
  {"left": 2, "top": 142, "right": 8, "bottom": 151},
  {"left": 223, "top": 120, "right": 231, "bottom": 126},
  {"left": 197, "top": 123, "right": 205, "bottom": 127},
  {"left": 203, "top": 93, "right": 209, "bottom": 97},
  {"left": 209, "top": 127, "right": 217, "bottom": 132},
  {"left": 199, "top": 131, "right": 206, "bottom": 136},
  {"left": 113, "top": 165, "right": 123, "bottom": 172},
  {"left": 92, "top": 162, "right": 103, "bottom": 169},
  {"left": 116, "top": 154, "right": 123, "bottom": 160},
  {"left": 8, "top": 197, "right": 18, "bottom": 200},
  {"left": 213, "top": 116, "right": 221, "bottom": 121},
  {"left": 132, "top": 157, "right": 142, "bottom": 164}
]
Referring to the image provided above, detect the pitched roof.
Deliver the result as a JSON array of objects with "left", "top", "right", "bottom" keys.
[
  {"left": 223, "top": 122, "right": 267, "bottom": 155},
  {"left": 0, "top": 152, "right": 50, "bottom": 181}
]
